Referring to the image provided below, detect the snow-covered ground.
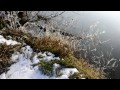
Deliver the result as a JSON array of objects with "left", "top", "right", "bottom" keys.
[
  {"left": 0, "top": 35, "right": 80, "bottom": 79},
  {"left": 0, "top": 35, "right": 20, "bottom": 45}
]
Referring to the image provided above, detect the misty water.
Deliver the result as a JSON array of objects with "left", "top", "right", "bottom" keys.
[{"left": 48, "top": 11, "right": 120, "bottom": 79}]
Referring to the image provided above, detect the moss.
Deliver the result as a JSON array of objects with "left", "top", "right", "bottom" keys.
[
  {"left": 39, "top": 60, "right": 55, "bottom": 76},
  {"left": 39, "top": 59, "right": 74, "bottom": 77}
]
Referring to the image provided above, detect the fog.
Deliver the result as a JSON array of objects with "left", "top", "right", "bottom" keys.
[
  {"left": 56, "top": 11, "right": 120, "bottom": 57},
  {"left": 41, "top": 11, "right": 120, "bottom": 61},
  {"left": 52, "top": 11, "right": 120, "bottom": 78}
]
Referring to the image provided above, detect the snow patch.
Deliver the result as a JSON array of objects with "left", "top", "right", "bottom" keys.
[
  {"left": 0, "top": 73, "right": 6, "bottom": 79},
  {"left": 0, "top": 45, "right": 79, "bottom": 79},
  {"left": 34, "top": 52, "right": 60, "bottom": 62},
  {"left": 59, "top": 68, "right": 79, "bottom": 77},
  {"left": 0, "top": 35, "right": 20, "bottom": 45}
]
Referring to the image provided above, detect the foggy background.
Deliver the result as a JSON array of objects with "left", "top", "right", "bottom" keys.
[
  {"left": 53, "top": 11, "right": 120, "bottom": 59},
  {"left": 52, "top": 11, "right": 120, "bottom": 78}
]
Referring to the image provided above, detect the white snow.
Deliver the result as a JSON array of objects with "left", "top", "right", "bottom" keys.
[
  {"left": 0, "top": 73, "right": 6, "bottom": 79},
  {"left": 32, "top": 54, "right": 40, "bottom": 64},
  {"left": 57, "top": 68, "right": 79, "bottom": 79},
  {"left": 2, "top": 46, "right": 50, "bottom": 79},
  {"left": 11, "top": 52, "right": 19, "bottom": 62},
  {"left": 81, "top": 78, "right": 86, "bottom": 79},
  {"left": 0, "top": 44, "right": 80, "bottom": 79},
  {"left": 53, "top": 63, "right": 61, "bottom": 77},
  {"left": 33, "top": 52, "right": 60, "bottom": 62},
  {"left": 0, "top": 35, "right": 20, "bottom": 45},
  {"left": 20, "top": 46, "right": 33, "bottom": 59}
]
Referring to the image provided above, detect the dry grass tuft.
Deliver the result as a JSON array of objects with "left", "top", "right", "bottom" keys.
[
  {"left": 0, "top": 43, "right": 21, "bottom": 74},
  {"left": 0, "top": 29, "right": 73, "bottom": 57},
  {"left": 63, "top": 54, "right": 106, "bottom": 79},
  {"left": 26, "top": 36, "right": 73, "bottom": 58}
]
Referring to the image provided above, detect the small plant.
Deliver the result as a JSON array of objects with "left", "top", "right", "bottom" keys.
[
  {"left": 39, "top": 60, "right": 64, "bottom": 76},
  {"left": 39, "top": 60, "right": 54, "bottom": 76}
]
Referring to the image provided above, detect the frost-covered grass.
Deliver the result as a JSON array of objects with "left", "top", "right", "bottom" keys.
[{"left": 0, "top": 29, "right": 105, "bottom": 79}]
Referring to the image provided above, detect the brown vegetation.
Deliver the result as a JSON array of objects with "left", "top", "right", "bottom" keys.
[
  {"left": 0, "top": 43, "right": 21, "bottom": 74},
  {"left": 0, "top": 29, "right": 106, "bottom": 79}
]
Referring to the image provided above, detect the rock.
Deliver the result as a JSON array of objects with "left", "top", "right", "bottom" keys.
[
  {"left": 19, "top": 18, "right": 28, "bottom": 26},
  {"left": 18, "top": 12, "right": 29, "bottom": 26},
  {"left": 17, "top": 12, "right": 26, "bottom": 18}
]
